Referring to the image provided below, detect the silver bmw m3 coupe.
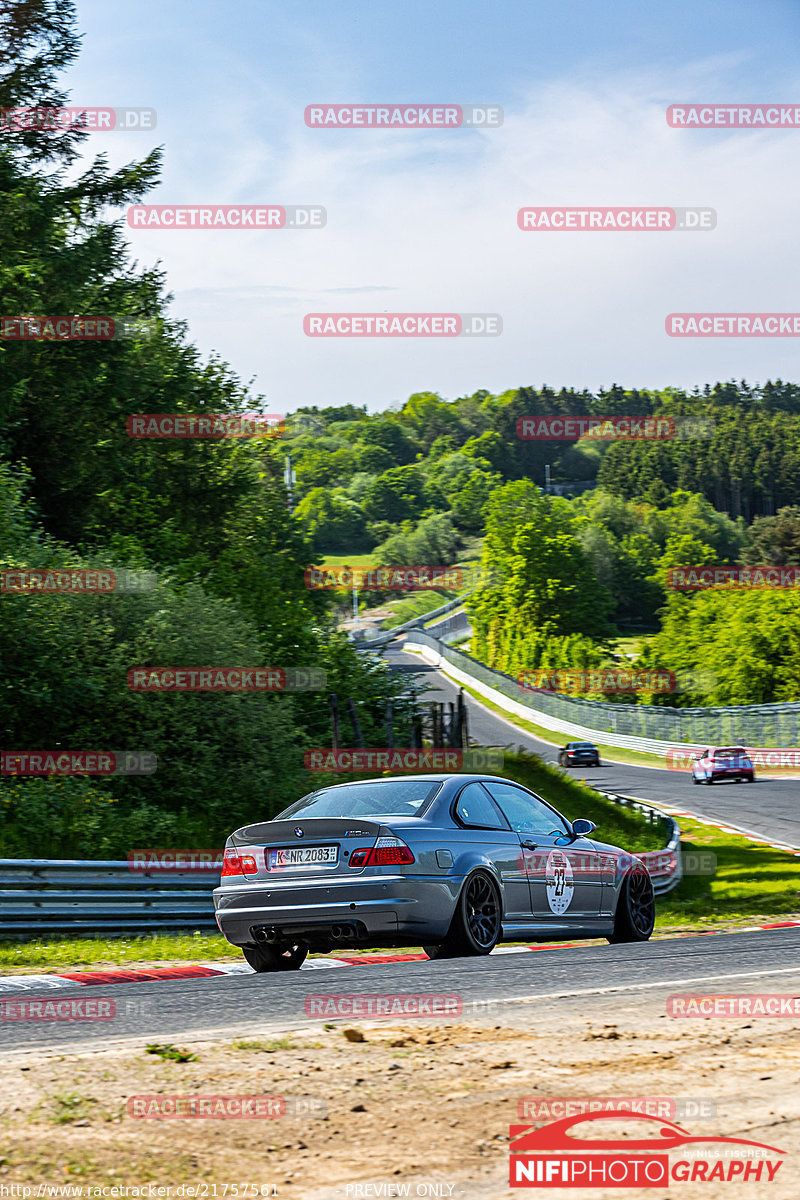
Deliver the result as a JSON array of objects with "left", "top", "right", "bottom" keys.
[{"left": 213, "top": 774, "right": 656, "bottom": 971}]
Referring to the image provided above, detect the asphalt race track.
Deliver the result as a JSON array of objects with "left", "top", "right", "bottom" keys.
[
  {"left": 3, "top": 640, "right": 799, "bottom": 1060},
  {"left": 3, "top": 929, "right": 800, "bottom": 1055},
  {"left": 383, "top": 641, "right": 800, "bottom": 849}
]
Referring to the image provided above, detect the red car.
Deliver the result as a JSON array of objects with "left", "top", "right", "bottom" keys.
[{"left": 690, "top": 746, "right": 754, "bottom": 785}]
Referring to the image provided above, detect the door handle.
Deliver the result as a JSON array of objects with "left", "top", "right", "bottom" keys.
[{"left": 521, "top": 839, "right": 538, "bottom": 850}]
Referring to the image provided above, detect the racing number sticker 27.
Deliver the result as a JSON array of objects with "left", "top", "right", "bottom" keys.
[{"left": 546, "top": 850, "right": 574, "bottom": 915}]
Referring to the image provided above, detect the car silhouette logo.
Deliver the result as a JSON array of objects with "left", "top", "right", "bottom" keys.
[{"left": 294, "top": 827, "right": 304, "bottom": 838}]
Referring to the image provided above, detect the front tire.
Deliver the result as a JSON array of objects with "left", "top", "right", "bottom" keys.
[
  {"left": 242, "top": 942, "right": 308, "bottom": 972},
  {"left": 607, "top": 865, "right": 655, "bottom": 944},
  {"left": 424, "top": 871, "right": 501, "bottom": 959}
]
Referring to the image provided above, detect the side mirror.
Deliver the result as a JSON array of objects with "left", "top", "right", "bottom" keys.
[{"left": 572, "top": 818, "right": 597, "bottom": 838}]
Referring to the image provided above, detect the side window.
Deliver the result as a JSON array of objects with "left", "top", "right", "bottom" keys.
[
  {"left": 454, "top": 782, "right": 509, "bottom": 830},
  {"left": 483, "top": 782, "right": 570, "bottom": 835}
]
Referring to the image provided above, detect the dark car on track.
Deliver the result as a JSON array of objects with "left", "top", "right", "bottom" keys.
[
  {"left": 213, "top": 773, "right": 654, "bottom": 972},
  {"left": 690, "top": 746, "right": 755, "bottom": 785},
  {"left": 558, "top": 742, "right": 601, "bottom": 768}
]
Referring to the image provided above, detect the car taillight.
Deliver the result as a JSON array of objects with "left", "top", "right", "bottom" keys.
[
  {"left": 349, "top": 836, "right": 415, "bottom": 868},
  {"left": 221, "top": 848, "right": 258, "bottom": 876}
]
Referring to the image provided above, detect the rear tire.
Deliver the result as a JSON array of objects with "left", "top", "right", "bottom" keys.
[
  {"left": 607, "top": 865, "right": 655, "bottom": 944},
  {"left": 691, "top": 773, "right": 700, "bottom": 785},
  {"left": 423, "top": 871, "right": 501, "bottom": 959},
  {"left": 704, "top": 775, "right": 713, "bottom": 785},
  {"left": 242, "top": 942, "right": 308, "bottom": 972}
]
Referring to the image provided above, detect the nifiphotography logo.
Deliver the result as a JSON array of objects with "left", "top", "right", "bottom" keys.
[{"left": 508, "top": 1111, "right": 785, "bottom": 1187}]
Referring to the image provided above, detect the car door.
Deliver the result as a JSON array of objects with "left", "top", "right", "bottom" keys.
[
  {"left": 452, "top": 781, "right": 533, "bottom": 923},
  {"left": 482, "top": 780, "right": 604, "bottom": 922}
]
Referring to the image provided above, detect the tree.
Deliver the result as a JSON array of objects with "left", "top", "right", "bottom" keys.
[
  {"left": 744, "top": 507, "right": 800, "bottom": 565},
  {"left": 295, "top": 488, "right": 369, "bottom": 553},
  {"left": 361, "top": 466, "right": 428, "bottom": 524},
  {"left": 467, "top": 481, "right": 613, "bottom": 673}
]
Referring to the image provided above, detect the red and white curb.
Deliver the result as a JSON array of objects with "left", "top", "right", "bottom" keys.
[
  {"left": 2, "top": 926, "right": 799, "bottom": 995},
  {"left": 0, "top": 945, "right": 567, "bottom": 993}
]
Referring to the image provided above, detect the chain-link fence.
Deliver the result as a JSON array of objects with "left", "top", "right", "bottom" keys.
[{"left": 406, "top": 631, "right": 800, "bottom": 747}]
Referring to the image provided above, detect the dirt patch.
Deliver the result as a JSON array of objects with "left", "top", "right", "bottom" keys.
[{"left": 0, "top": 1000, "right": 798, "bottom": 1198}]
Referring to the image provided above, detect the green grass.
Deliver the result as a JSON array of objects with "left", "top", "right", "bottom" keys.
[
  {"left": 657, "top": 812, "right": 800, "bottom": 926},
  {"left": 318, "top": 553, "right": 379, "bottom": 571},
  {"left": 232, "top": 1037, "right": 294, "bottom": 1052},
  {"left": 382, "top": 591, "right": 451, "bottom": 628},
  {"left": 607, "top": 635, "right": 656, "bottom": 658},
  {"left": 146, "top": 1043, "right": 197, "bottom": 1062},
  {"left": 501, "top": 751, "right": 665, "bottom": 854},
  {"left": 0, "top": 931, "right": 244, "bottom": 971},
  {"left": 47, "top": 1093, "right": 97, "bottom": 1125}
]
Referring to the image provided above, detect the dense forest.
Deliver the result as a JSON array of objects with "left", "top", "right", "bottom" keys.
[
  {"left": 4, "top": 2, "right": 800, "bottom": 861},
  {"left": 0, "top": 0, "right": 418, "bottom": 856}
]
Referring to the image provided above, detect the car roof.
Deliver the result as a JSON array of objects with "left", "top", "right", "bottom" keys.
[{"left": 305, "top": 773, "right": 522, "bottom": 788}]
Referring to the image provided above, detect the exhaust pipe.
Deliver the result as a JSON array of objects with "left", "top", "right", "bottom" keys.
[
  {"left": 254, "top": 926, "right": 279, "bottom": 944},
  {"left": 331, "top": 923, "right": 355, "bottom": 940}
]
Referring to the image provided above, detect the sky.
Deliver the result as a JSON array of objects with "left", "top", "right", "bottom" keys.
[{"left": 63, "top": 0, "right": 800, "bottom": 413}]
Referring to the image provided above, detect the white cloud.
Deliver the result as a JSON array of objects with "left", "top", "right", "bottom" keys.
[{"left": 68, "top": 48, "right": 800, "bottom": 409}]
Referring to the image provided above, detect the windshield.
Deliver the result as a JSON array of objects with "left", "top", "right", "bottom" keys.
[{"left": 276, "top": 779, "right": 442, "bottom": 819}]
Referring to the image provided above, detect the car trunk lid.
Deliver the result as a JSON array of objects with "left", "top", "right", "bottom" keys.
[{"left": 230, "top": 818, "right": 388, "bottom": 878}]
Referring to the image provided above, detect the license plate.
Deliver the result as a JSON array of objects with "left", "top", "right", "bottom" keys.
[{"left": 268, "top": 845, "right": 338, "bottom": 870}]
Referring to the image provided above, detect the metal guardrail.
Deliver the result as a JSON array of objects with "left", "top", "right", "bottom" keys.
[
  {"left": 406, "top": 629, "right": 800, "bottom": 749},
  {"left": 353, "top": 591, "right": 474, "bottom": 648},
  {"left": 594, "top": 792, "right": 682, "bottom": 895},
  {"left": 0, "top": 860, "right": 220, "bottom": 937}
]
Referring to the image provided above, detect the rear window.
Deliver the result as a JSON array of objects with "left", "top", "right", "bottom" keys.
[
  {"left": 713, "top": 747, "right": 746, "bottom": 758},
  {"left": 275, "top": 780, "right": 441, "bottom": 819}
]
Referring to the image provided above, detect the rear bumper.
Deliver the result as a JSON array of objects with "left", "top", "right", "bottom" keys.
[{"left": 213, "top": 874, "right": 458, "bottom": 947}]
